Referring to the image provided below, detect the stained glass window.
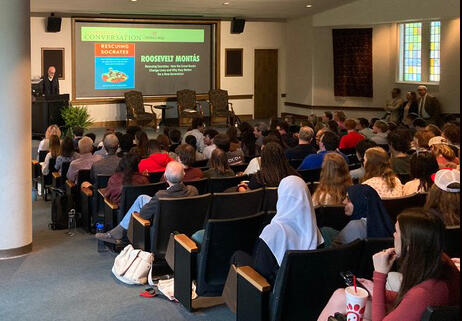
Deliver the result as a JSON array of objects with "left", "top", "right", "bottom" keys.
[
  {"left": 429, "top": 21, "right": 441, "bottom": 82},
  {"left": 402, "top": 22, "right": 422, "bottom": 82}
]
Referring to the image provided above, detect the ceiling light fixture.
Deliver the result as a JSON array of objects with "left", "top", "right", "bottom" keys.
[
  {"left": 306, "top": 4, "right": 312, "bottom": 8},
  {"left": 223, "top": 2, "right": 230, "bottom": 5},
  {"left": 130, "top": 0, "right": 137, "bottom": 2}
]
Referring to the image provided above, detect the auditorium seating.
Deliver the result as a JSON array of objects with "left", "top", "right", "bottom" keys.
[
  {"left": 315, "top": 205, "right": 350, "bottom": 231},
  {"left": 382, "top": 193, "right": 427, "bottom": 222},
  {"left": 208, "top": 175, "right": 249, "bottom": 193},
  {"left": 148, "top": 171, "right": 164, "bottom": 183},
  {"left": 444, "top": 226, "right": 460, "bottom": 258},
  {"left": 192, "top": 159, "right": 209, "bottom": 168},
  {"left": 261, "top": 187, "right": 278, "bottom": 213},
  {"left": 80, "top": 174, "right": 111, "bottom": 232},
  {"left": 185, "top": 178, "right": 209, "bottom": 194},
  {"left": 173, "top": 212, "right": 266, "bottom": 311},
  {"left": 208, "top": 188, "right": 264, "bottom": 219},
  {"left": 296, "top": 168, "right": 321, "bottom": 184},
  {"left": 421, "top": 306, "right": 460, "bottom": 321},
  {"left": 65, "top": 169, "right": 91, "bottom": 215},
  {"left": 230, "top": 163, "right": 249, "bottom": 173}
]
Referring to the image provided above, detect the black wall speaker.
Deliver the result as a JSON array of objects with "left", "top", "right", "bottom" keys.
[
  {"left": 46, "top": 16, "right": 61, "bottom": 32},
  {"left": 231, "top": 18, "right": 245, "bottom": 34}
]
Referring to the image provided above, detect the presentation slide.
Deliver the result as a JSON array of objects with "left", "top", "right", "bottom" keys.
[{"left": 74, "top": 21, "right": 215, "bottom": 98}]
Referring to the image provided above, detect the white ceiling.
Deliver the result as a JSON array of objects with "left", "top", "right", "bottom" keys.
[{"left": 31, "top": 0, "right": 356, "bottom": 20}]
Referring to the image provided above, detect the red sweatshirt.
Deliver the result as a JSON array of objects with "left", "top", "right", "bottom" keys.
[
  {"left": 372, "top": 256, "right": 460, "bottom": 321},
  {"left": 339, "top": 131, "right": 365, "bottom": 149},
  {"left": 138, "top": 153, "right": 173, "bottom": 173}
]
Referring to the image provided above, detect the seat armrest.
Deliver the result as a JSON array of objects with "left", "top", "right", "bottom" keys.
[
  {"left": 81, "top": 186, "right": 93, "bottom": 197},
  {"left": 236, "top": 266, "right": 271, "bottom": 292},
  {"left": 98, "top": 188, "right": 106, "bottom": 198},
  {"left": 32, "top": 160, "right": 39, "bottom": 165},
  {"left": 132, "top": 212, "right": 150, "bottom": 227},
  {"left": 104, "top": 197, "right": 118, "bottom": 210},
  {"left": 66, "top": 180, "right": 76, "bottom": 189},
  {"left": 174, "top": 234, "right": 198, "bottom": 253},
  {"left": 52, "top": 172, "right": 60, "bottom": 179}
]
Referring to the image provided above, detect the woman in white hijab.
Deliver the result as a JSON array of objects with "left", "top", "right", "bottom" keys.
[{"left": 223, "top": 175, "right": 323, "bottom": 312}]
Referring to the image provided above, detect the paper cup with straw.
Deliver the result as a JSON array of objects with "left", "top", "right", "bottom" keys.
[{"left": 345, "top": 286, "right": 368, "bottom": 321}]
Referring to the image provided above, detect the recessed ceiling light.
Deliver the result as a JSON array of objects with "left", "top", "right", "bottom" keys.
[
  {"left": 306, "top": 4, "right": 312, "bottom": 8},
  {"left": 130, "top": 0, "right": 137, "bottom": 2},
  {"left": 223, "top": 2, "right": 230, "bottom": 5}
]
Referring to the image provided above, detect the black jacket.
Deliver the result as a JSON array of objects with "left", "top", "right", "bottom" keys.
[{"left": 42, "top": 76, "right": 60, "bottom": 96}]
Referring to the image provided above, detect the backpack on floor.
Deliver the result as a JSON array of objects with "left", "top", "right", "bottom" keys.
[
  {"left": 112, "top": 244, "right": 154, "bottom": 285},
  {"left": 49, "top": 188, "right": 70, "bottom": 230}
]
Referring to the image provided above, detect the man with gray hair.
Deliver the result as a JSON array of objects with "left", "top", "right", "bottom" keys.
[
  {"left": 417, "top": 85, "right": 441, "bottom": 125},
  {"left": 95, "top": 161, "right": 198, "bottom": 244},
  {"left": 66, "top": 136, "right": 102, "bottom": 183},
  {"left": 90, "top": 134, "right": 120, "bottom": 183},
  {"left": 285, "top": 126, "right": 316, "bottom": 161}
]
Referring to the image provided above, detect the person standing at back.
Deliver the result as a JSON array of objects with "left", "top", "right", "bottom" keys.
[
  {"left": 384, "top": 88, "right": 404, "bottom": 123},
  {"left": 417, "top": 85, "right": 441, "bottom": 125}
]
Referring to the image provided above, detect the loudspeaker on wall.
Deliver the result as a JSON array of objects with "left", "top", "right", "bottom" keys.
[
  {"left": 231, "top": 18, "right": 245, "bottom": 34},
  {"left": 46, "top": 16, "right": 61, "bottom": 33}
]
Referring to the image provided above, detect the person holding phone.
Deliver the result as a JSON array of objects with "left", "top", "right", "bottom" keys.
[{"left": 318, "top": 209, "right": 460, "bottom": 321}]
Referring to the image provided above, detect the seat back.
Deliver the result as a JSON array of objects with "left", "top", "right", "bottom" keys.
[
  {"left": 262, "top": 187, "right": 278, "bottom": 213},
  {"left": 76, "top": 169, "right": 91, "bottom": 186},
  {"left": 96, "top": 174, "right": 111, "bottom": 189},
  {"left": 151, "top": 193, "right": 212, "bottom": 258},
  {"left": 357, "top": 238, "right": 394, "bottom": 279},
  {"left": 378, "top": 144, "right": 390, "bottom": 152},
  {"left": 192, "top": 159, "right": 209, "bottom": 168},
  {"left": 38, "top": 150, "right": 49, "bottom": 162},
  {"left": 185, "top": 178, "right": 209, "bottom": 195},
  {"left": 124, "top": 90, "right": 145, "bottom": 116},
  {"left": 196, "top": 212, "right": 266, "bottom": 296},
  {"left": 177, "top": 89, "right": 197, "bottom": 110},
  {"left": 338, "top": 148, "right": 356, "bottom": 157},
  {"left": 208, "top": 175, "right": 248, "bottom": 193},
  {"left": 118, "top": 182, "right": 168, "bottom": 222},
  {"left": 148, "top": 171, "right": 164, "bottom": 183},
  {"left": 270, "top": 240, "right": 364, "bottom": 321},
  {"left": 288, "top": 159, "right": 303, "bottom": 169},
  {"left": 209, "top": 188, "right": 264, "bottom": 219},
  {"left": 230, "top": 163, "right": 248, "bottom": 173},
  {"left": 61, "top": 162, "right": 71, "bottom": 178},
  {"left": 208, "top": 89, "right": 229, "bottom": 113},
  {"left": 382, "top": 193, "right": 427, "bottom": 222},
  {"left": 43, "top": 157, "right": 57, "bottom": 185},
  {"left": 315, "top": 205, "right": 350, "bottom": 231},
  {"left": 421, "top": 306, "right": 460, "bottom": 321},
  {"left": 444, "top": 226, "right": 460, "bottom": 258},
  {"left": 297, "top": 168, "right": 321, "bottom": 183}
]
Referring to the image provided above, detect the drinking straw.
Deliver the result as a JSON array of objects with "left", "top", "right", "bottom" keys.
[{"left": 353, "top": 275, "right": 357, "bottom": 293}]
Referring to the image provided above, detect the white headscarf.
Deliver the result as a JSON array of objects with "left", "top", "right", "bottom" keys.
[{"left": 260, "top": 175, "right": 323, "bottom": 265}]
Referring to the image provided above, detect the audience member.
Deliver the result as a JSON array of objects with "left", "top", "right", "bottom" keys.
[
  {"left": 412, "top": 129, "right": 434, "bottom": 150},
  {"left": 185, "top": 134, "right": 206, "bottom": 161},
  {"left": 299, "top": 131, "right": 346, "bottom": 170},
  {"left": 203, "top": 148, "right": 235, "bottom": 178},
  {"left": 239, "top": 122, "right": 257, "bottom": 159},
  {"left": 104, "top": 153, "right": 150, "bottom": 205},
  {"left": 350, "top": 139, "right": 377, "bottom": 180},
  {"left": 172, "top": 144, "right": 203, "bottom": 181},
  {"left": 126, "top": 125, "right": 142, "bottom": 138},
  {"left": 400, "top": 91, "right": 419, "bottom": 123},
  {"left": 322, "top": 111, "right": 333, "bottom": 123},
  {"left": 182, "top": 118, "right": 205, "bottom": 153},
  {"left": 442, "top": 122, "right": 460, "bottom": 149},
  {"left": 327, "top": 119, "right": 340, "bottom": 135},
  {"left": 138, "top": 139, "right": 173, "bottom": 173},
  {"left": 413, "top": 117, "right": 428, "bottom": 130},
  {"left": 339, "top": 119, "right": 365, "bottom": 148},
  {"left": 85, "top": 132, "right": 96, "bottom": 146},
  {"left": 369, "top": 117, "right": 379, "bottom": 129},
  {"left": 429, "top": 136, "right": 460, "bottom": 168},
  {"left": 370, "top": 120, "right": 389, "bottom": 145},
  {"left": 362, "top": 147, "right": 404, "bottom": 198},
  {"left": 239, "top": 142, "right": 297, "bottom": 191},
  {"left": 312, "top": 153, "right": 352, "bottom": 207},
  {"left": 388, "top": 129, "right": 412, "bottom": 175},
  {"left": 130, "top": 130, "right": 149, "bottom": 159},
  {"left": 285, "top": 126, "right": 316, "bottom": 161},
  {"left": 425, "top": 124, "right": 442, "bottom": 137},
  {"left": 319, "top": 209, "right": 459, "bottom": 321},
  {"left": 168, "top": 129, "right": 182, "bottom": 153},
  {"left": 117, "top": 133, "right": 134, "bottom": 157},
  {"left": 156, "top": 134, "right": 170, "bottom": 153},
  {"left": 276, "top": 120, "right": 297, "bottom": 149},
  {"left": 243, "top": 135, "right": 280, "bottom": 175},
  {"left": 253, "top": 122, "right": 268, "bottom": 153},
  {"left": 403, "top": 151, "right": 439, "bottom": 195},
  {"left": 226, "top": 126, "right": 242, "bottom": 152},
  {"left": 403, "top": 112, "right": 419, "bottom": 129},
  {"left": 214, "top": 133, "right": 244, "bottom": 165},
  {"left": 90, "top": 134, "right": 120, "bottom": 182},
  {"left": 37, "top": 124, "right": 61, "bottom": 157},
  {"left": 425, "top": 169, "right": 460, "bottom": 226},
  {"left": 72, "top": 126, "right": 84, "bottom": 151},
  {"left": 417, "top": 85, "right": 441, "bottom": 125},
  {"left": 67, "top": 137, "right": 102, "bottom": 183},
  {"left": 55, "top": 136, "right": 79, "bottom": 175},
  {"left": 356, "top": 118, "right": 374, "bottom": 139},
  {"left": 202, "top": 128, "right": 219, "bottom": 159},
  {"left": 96, "top": 161, "right": 198, "bottom": 244},
  {"left": 334, "top": 111, "right": 346, "bottom": 130},
  {"left": 314, "top": 127, "right": 329, "bottom": 148},
  {"left": 384, "top": 88, "right": 404, "bottom": 123},
  {"left": 41, "top": 134, "right": 60, "bottom": 175}
]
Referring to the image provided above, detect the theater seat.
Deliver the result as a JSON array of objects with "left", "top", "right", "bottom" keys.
[
  {"left": 382, "top": 193, "right": 427, "bottom": 222},
  {"left": 209, "top": 188, "right": 264, "bottom": 220},
  {"left": 421, "top": 306, "right": 460, "bottom": 321}
]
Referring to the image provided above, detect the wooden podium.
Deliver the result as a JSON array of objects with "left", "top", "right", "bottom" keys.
[{"left": 32, "top": 94, "right": 69, "bottom": 139}]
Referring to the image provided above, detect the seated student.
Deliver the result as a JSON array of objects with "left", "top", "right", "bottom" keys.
[
  {"left": 214, "top": 133, "right": 244, "bottom": 166},
  {"left": 412, "top": 129, "right": 434, "bottom": 151},
  {"left": 168, "top": 129, "right": 182, "bottom": 153},
  {"left": 239, "top": 122, "right": 258, "bottom": 159},
  {"left": 276, "top": 120, "right": 298, "bottom": 149},
  {"left": 403, "top": 151, "right": 439, "bottom": 195},
  {"left": 429, "top": 136, "right": 460, "bottom": 168},
  {"left": 334, "top": 111, "right": 346, "bottom": 130},
  {"left": 202, "top": 128, "right": 219, "bottom": 159},
  {"left": 185, "top": 134, "right": 206, "bottom": 161},
  {"left": 37, "top": 124, "right": 61, "bottom": 158},
  {"left": 172, "top": 144, "right": 203, "bottom": 181},
  {"left": 130, "top": 130, "right": 149, "bottom": 159},
  {"left": 55, "top": 136, "right": 79, "bottom": 175},
  {"left": 362, "top": 147, "right": 404, "bottom": 198},
  {"left": 370, "top": 120, "right": 389, "bottom": 145},
  {"left": 442, "top": 122, "right": 460, "bottom": 149},
  {"left": 350, "top": 139, "right": 377, "bottom": 181},
  {"left": 96, "top": 161, "right": 198, "bottom": 244},
  {"left": 387, "top": 129, "right": 412, "bottom": 176},
  {"left": 66, "top": 137, "right": 102, "bottom": 184},
  {"left": 339, "top": 119, "right": 365, "bottom": 149},
  {"left": 253, "top": 122, "right": 268, "bottom": 154},
  {"left": 90, "top": 134, "right": 120, "bottom": 183},
  {"left": 138, "top": 139, "right": 173, "bottom": 173},
  {"left": 41, "top": 134, "right": 60, "bottom": 176},
  {"left": 223, "top": 176, "right": 323, "bottom": 312},
  {"left": 285, "top": 126, "right": 316, "bottom": 161},
  {"left": 356, "top": 118, "right": 374, "bottom": 139},
  {"left": 243, "top": 135, "right": 281, "bottom": 175},
  {"left": 239, "top": 142, "right": 298, "bottom": 191},
  {"left": 298, "top": 131, "right": 347, "bottom": 170},
  {"left": 318, "top": 209, "right": 460, "bottom": 321},
  {"left": 71, "top": 126, "right": 84, "bottom": 151},
  {"left": 85, "top": 133, "right": 97, "bottom": 153},
  {"left": 156, "top": 134, "right": 170, "bottom": 153},
  {"left": 425, "top": 124, "right": 442, "bottom": 137},
  {"left": 227, "top": 126, "right": 242, "bottom": 152},
  {"left": 182, "top": 117, "right": 205, "bottom": 153},
  {"left": 327, "top": 120, "right": 340, "bottom": 136},
  {"left": 312, "top": 153, "right": 352, "bottom": 207},
  {"left": 117, "top": 133, "right": 134, "bottom": 158},
  {"left": 424, "top": 169, "right": 460, "bottom": 226},
  {"left": 413, "top": 118, "right": 428, "bottom": 131},
  {"left": 202, "top": 148, "right": 235, "bottom": 178},
  {"left": 104, "top": 153, "right": 150, "bottom": 205}
]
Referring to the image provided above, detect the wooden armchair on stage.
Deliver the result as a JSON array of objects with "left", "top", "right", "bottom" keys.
[
  {"left": 124, "top": 91, "right": 157, "bottom": 128},
  {"left": 176, "top": 89, "right": 203, "bottom": 127},
  {"left": 208, "top": 89, "right": 237, "bottom": 126}
]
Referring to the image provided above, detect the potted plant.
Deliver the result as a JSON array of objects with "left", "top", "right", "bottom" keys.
[{"left": 61, "top": 103, "right": 94, "bottom": 137}]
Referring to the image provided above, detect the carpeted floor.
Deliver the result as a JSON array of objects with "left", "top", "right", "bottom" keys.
[{"left": 0, "top": 198, "right": 234, "bottom": 321}]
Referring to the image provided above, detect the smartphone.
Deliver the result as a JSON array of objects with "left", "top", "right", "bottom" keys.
[{"left": 339, "top": 271, "right": 370, "bottom": 295}]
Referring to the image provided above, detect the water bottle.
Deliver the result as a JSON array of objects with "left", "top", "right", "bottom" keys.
[
  {"left": 96, "top": 223, "right": 107, "bottom": 252},
  {"left": 67, "top": 209, "right": 76, "bottom": 236}
]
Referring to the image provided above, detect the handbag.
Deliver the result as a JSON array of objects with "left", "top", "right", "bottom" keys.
[{"left": 112, "top": 244, "right": 155, "bottom": 285}]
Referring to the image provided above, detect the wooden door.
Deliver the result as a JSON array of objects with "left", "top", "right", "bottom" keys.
[{"left": 254, "top": 49, "right": 278, "bottom": 119}]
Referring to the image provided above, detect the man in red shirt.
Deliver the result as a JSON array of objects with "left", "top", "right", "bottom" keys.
[
  {"left": 138, "top": 139, "right": 173, "bottom": 173},
  {"left": 339, "top": 119, "right": 365, "bottom": 149}
]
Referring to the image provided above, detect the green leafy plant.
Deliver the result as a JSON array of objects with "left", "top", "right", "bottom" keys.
[{"left": 61, "top": 103, "right": 94, "bottom": 137}]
